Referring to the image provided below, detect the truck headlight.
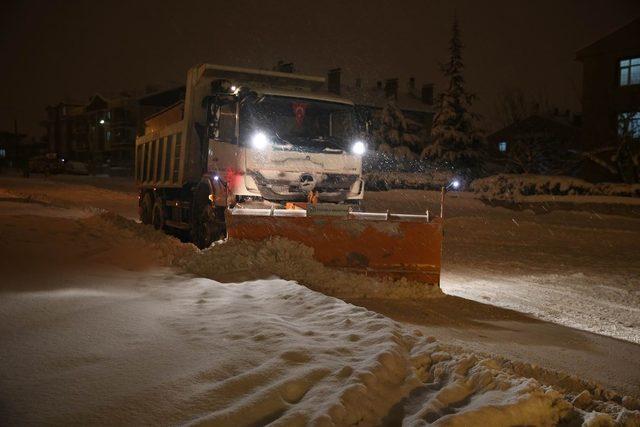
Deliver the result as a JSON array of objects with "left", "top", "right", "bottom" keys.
[
  {"left": 251, "top": 132, "right": 270, "bottom": 150},
  {"left": 351, "top": 140, "right": 366, "bottom": 155}
]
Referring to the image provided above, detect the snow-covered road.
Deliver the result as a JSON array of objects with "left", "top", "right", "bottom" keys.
[
  {"left": 6, "top": 198, "right": 637, "bottom": 425},
  {"left": 365, "top": 189, "right": 640, "bottom": 344},
  {"left": 1, "top": 176, "right": 640, "bottom": 425}
]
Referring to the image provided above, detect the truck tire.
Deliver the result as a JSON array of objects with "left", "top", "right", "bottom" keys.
[
  {"left": 152, "top": 198, "right": 165, "bottom": 230},
  {"left": 191, "top": 185, "right": 226, "bottom": 249},
  {"left": 140, "top": 193, "right": 153, "bottom": 225}
]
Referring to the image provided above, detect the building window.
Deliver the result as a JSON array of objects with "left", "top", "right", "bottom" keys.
[
  {"left": 619, "top": 58, "right": 640, "bottom": 86},
  {"left": 618, "top": 112, "right": 640, "bottom": 139},
  {"left": 498, "top": 141, "right": 507, "bottom": 152}
]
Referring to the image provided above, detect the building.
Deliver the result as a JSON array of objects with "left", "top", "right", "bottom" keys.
[
  {"left": 487, "top": 112, "right": 581, "bottom": 174},
  {"left": 576, "top": 18, "right": 640, "bottom": 150},
  {"left": 325, "top": 68, "right": 435, "bottom": 154},
  {"left": 44, "top": 87, "right": 184, "bottom": 169}
]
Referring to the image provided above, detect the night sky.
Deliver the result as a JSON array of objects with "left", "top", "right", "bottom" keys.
[{"left": 2, "top": 0, "right": 640, "bottom": 136}]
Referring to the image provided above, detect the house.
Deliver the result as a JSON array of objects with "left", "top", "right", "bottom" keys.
[
  {"left": 576, "top": 17, "right": 640, "bottom": 149},
  {"left": 43, "top": 86, "right": 184, "bottom": 168},
  {"left": 325, "top": 68, "right": 435, "bottom": 154},
  {"left": 487, "top": 112, "right": 581, "bottom": 174}
]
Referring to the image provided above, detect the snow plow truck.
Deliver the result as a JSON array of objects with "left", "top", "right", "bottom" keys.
[{"left": 135, "top": 64, "right": 443, "bottom": 285}]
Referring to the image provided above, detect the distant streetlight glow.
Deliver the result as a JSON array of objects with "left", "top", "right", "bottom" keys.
[{"left": 99, "top": 119, "right": 105, "bottom": 125}]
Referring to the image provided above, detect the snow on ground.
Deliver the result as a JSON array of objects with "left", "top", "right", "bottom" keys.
[
  {"left": 1, "top": 194, "right": 639, "bottom": 425},
  {"left": 0, "top": 175, "right": 138, "bottom": 219},
  {"left": 471, "top": 174, "right": 640, "bottom": 200},
  {"left": 365, "top": 189, "right": 640, "bottom": 344},
  {"left": 3, "top": 176, "right": 639, "bottom": 346}
]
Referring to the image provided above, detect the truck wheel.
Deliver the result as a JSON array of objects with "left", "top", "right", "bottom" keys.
[
  {"left": 140, "top": 193, "right": 153, "bottom": 225},
  {"left": 152, "top": 198, "right": 165, "bottom": 230},
  {"left": 191, "top": 203, "right": 225, "bottom": 249}
]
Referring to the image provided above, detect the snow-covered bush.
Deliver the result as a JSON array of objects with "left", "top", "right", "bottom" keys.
[
  {"left": 377, "top": 142, "right": 394, "bottom": 156},
  {"left": 392, "top": 146, "right": 418, "bottom": 161},
  {"left": 471, "top": 174, "right": 640, "bottom": 200},
  {"left": 365, "top": 170, "right": 455, "bottom": 191}
]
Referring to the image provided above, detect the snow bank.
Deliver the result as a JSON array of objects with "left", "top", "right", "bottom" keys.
[
  {"left": 184, "top": 237, "right": 441, "bottom": 301},
  {"left": 82, "top": 212, "right": 441, "bottom": 301},
  {"left": 471, "top": 174, "right": 640, "bottom": 200},
  {"left": 197, "top": 330, "right": 639, "bottom": 426},
  {"left": 365, "top": 170, "right": 455, "bottom": 191},
  {"left": 182, "top": 287, "right": 639, "bottom": 426}
]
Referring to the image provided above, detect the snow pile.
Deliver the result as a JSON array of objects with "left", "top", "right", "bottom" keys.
[
  {"left": 73, "top": 212, "right": 441, "bottom": 301},
  {"left": 471, "top": 174, "right": 640, "bottom": 200},
  {"left": 365, "top": 170, "right": 455, "bottom": 191},
  {"left": 184, "top": 237, "right": 441, "bottom": 301},
  {"left": 75, "top": 211, "right": 196, "bottom": 267},
  {"left": 6, "top": 268, "right": 636, "bottom": 426},
  {"left": 173, "top": 278, "right": 639, "bottom": 426}
]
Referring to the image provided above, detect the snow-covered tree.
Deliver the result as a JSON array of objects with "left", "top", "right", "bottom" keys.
[
  {"left": 376, "top": 101, "right": 407, "bottom": 148},
  {"left": 422, "top": 15, "right": 482, "bottom": 170},
  {"left": 506, "top": 138, "right": 555, "bottom": 174},
  {"left": 494, "top": 88, "right": 553, "bottom": 128},
  {"left": 375, "top": 101, "right": 428, "bottom": 156},
  {"left": 613, "top": 113, "right": 640, "bottom": 183}
]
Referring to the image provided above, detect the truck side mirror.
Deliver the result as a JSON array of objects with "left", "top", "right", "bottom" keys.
[{"left": 203, "top": 96, "right": 221, "bottom": 139}]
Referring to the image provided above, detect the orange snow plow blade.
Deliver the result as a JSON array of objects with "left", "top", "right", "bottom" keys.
[{"left": 225, "top": 206, "right": 443, "bottom": 286}]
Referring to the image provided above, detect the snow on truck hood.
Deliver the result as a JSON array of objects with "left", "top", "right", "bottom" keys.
[{"left": 245, "top": 148, "right": 360, "bottom": 173}]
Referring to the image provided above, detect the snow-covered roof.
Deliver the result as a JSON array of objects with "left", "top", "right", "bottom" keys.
[
  {"left": 341, "top": 85, "right": 434, "bottom": 113},
  {"left": 576, "top": 17, "right": 640, "bottom": 59},
  {"left": 488, "top": 114, "right": 580, "bottom": 142},
  {"left": 257, "top": 88, "right": 354, "bottom": 105},
  {"left": 195, "top": 63, "right": 325, "bottom": 91}
]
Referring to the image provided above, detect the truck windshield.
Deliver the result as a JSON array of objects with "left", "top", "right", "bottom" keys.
[{"left": 240, "top": 95, "right": 356, "bottom": 152}]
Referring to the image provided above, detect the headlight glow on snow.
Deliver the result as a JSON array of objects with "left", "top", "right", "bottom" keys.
[
  {"left": 251, "top": 132, "right": 270, "bottom": 150},
  {"left": 351, "top": 140, "right": 366, "bottom": 155}
]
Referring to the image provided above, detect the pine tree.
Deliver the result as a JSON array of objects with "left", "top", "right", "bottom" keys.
[
  {"left": 376, "top": 101, "right": 407, "bottom": 148},
  {"left": 422, "top": 14, "right": 482, "bottom": 170}
]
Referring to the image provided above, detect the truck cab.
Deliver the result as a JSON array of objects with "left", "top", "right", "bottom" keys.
[
  {"left": 207, "top": 87, "right": 365, "bottom": 206},
  {"left": 135, "top": 64, "right": 366, "bottom": 247}
]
